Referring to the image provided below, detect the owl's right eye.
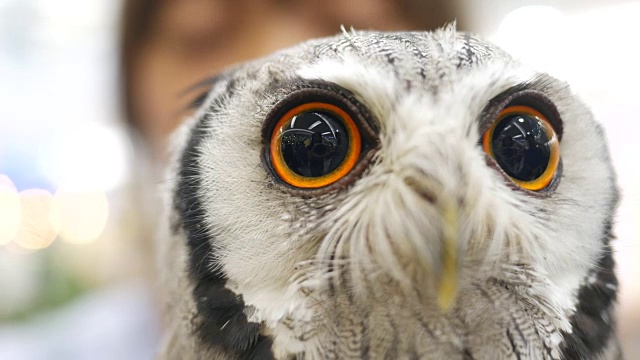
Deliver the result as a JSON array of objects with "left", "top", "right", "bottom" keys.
[{"left": 269, "top": 102, "right": 362, "bottom": 188}]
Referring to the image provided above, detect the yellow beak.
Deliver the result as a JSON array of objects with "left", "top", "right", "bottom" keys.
[{"left": 437, "top": 197, "right": 459, "bottom": 312}]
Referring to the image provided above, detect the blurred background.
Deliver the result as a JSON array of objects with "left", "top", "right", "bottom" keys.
[{"left": 0, "top": 0, "right": 637, "bottom": 359}]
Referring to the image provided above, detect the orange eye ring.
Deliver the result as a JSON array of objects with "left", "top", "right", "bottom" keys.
[
  {"left": 269, "top": 102, "right": 361, "bottom": 188},
  {"left": 483, "top": 105, "right": 560, "bottom": 191}
]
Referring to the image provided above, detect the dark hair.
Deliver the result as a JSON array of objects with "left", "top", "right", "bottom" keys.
[
  {"left": 120, "top": 0, "right": 164, "bottom": 131},
  {"left": 399, "top": 0, "right": 460, "bottom": 32},
  {"left": 119, "top": 0, "right": 459, "bottom": 131}
]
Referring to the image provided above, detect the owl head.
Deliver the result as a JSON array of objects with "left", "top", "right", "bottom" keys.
[{"left": 159, "top": 25, "right": 620, "bottom": 359}]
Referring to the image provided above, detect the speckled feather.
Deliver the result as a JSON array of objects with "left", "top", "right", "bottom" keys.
[{"left": 157, "top": 25, "right": 622, "bottom": 359}]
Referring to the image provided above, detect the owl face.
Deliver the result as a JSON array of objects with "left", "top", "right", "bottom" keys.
[{"left": 164, "top": 26, "right": 619, "bottom": 359}]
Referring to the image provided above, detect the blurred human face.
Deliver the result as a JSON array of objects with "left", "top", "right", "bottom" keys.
[{"left": 129, "top": 0, "right": 411, "bottom": 158}]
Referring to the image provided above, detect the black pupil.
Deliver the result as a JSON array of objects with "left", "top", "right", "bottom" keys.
[
  {"left": 280, "top": 110, "right": 350, "bottom": 177},
  {"left": 491, "top": 113, "right": 552, "bottom": 182}
]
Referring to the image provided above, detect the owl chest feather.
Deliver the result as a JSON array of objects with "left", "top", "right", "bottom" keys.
[{"left": 264, "top": 277, "right": 565, "bottom": 359}]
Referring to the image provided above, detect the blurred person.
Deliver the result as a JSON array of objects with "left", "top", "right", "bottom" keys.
[
  {"left": 118, "top": 0, "right": 458, "bottom": 356},
  {"left": 121, "top": 0, "right": 459, "bottom": 159}
]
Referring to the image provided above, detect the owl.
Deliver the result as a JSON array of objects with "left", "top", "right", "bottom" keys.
[{"left": 157, "top": 25, "right": 621, "bottom": 359}]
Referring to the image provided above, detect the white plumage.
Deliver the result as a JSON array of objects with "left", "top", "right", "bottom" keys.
[{"left": 158, "top": 25, "right": 621, "bottom": 359}]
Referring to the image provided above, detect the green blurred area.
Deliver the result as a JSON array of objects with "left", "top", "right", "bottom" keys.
[{"left": 0, "top": 245, "right": 91, "bottom": 323}]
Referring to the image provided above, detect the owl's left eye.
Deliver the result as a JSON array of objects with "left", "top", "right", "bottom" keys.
[
  {"left": 483, "top": 105, "right": 560, "bottom": 191},
  {"left": 269, "top": 102, "right": 362, "bottom": 188}
]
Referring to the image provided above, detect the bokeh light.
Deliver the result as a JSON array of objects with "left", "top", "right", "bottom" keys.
[
  {"left": 51, "top": 189, "right": 109, "bottom": 244},
  {"left": 0, "top": 175, "right": 21, "bottom": 245},
  {"left": 492, "top": 5, "right": 569, "bottom": 76},
  {"left": 14, "top": 189, "right": 58, "bottom": 250},
  {"left": 44, "top": 122, "right": 129, "bottom": 193}
]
